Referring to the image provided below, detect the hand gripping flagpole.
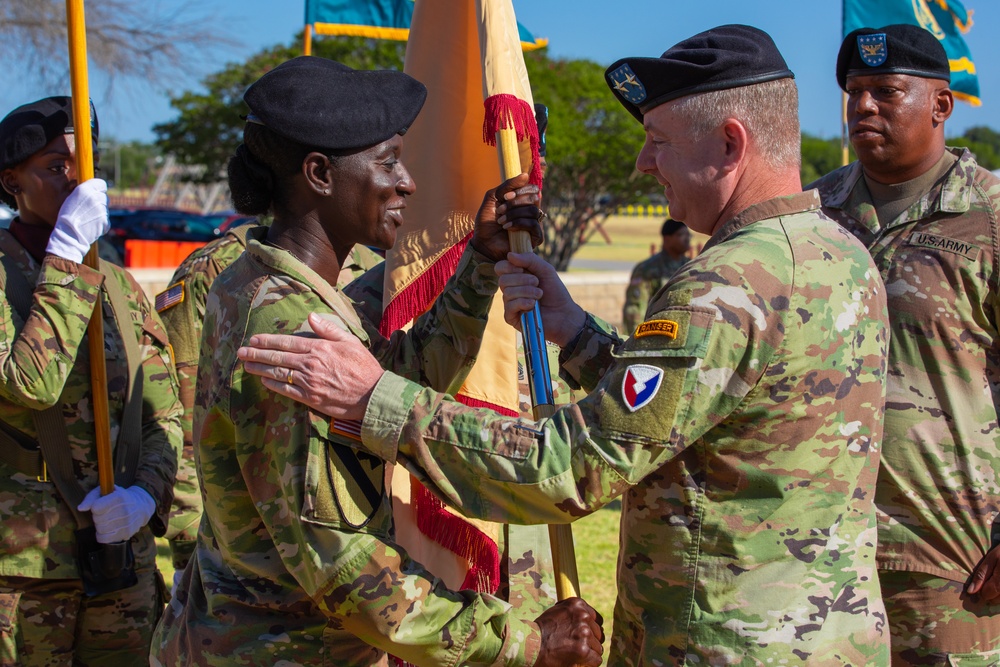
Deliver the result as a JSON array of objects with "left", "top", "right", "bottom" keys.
[
  {"left": 494, "top": 124, "right": 582, "bottom": 604},
  {"left": 66, "top": 0, "right": 114, "bottom": 496}
]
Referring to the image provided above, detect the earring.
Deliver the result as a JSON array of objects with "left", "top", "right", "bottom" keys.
[{"left": 323, "top": 189, "right": 330, "bottom": 195}]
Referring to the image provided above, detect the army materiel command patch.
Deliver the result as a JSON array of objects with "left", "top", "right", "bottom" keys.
[
  {"left": 622, "top": 364, "right": 663, "bottom": 412},
  {"left": 608, "top": 63, "right": 647, "bottom": 104},
  {"left": 635, "top": 319, "right": 680, "bottom": 340},
  {"left": 858, "top": 33, "right": 888, "bottom": 67},
  {"left": 155, "top": 281, "right": 185, "bottom": 312},
  {"left": 907, "top": 232, "right": 981, "bottom": 260}
]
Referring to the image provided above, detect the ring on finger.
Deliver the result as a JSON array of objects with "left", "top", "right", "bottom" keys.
[{"left": 286, "top": 368, "right": 294, "bottom": 385}]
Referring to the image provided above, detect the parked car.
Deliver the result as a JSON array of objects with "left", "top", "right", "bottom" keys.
[{"left": 105, "top": 208, "right": 236, "bottom": 257}]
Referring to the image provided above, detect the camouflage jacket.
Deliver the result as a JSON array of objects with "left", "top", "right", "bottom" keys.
[
  {"left": 361, "top": 191, "right": 892, "bottom": 666},
  {"left": 622, "top": 251, "right": 690, "bottom": 332},
  {"left": 345, "top": 264, "right": 559, "bottom": 619},
  {"left": 811, "top": 147, "right": 1000, "bottom": 583},
  {"left": 157, "top": 224, "right": 383, "bottom": 559},
  {"left": 0, "top": 229, "right": 183, "bottom": 579},
  {"left": 152, "top": 230, "right": 540, "bottom": 667}
]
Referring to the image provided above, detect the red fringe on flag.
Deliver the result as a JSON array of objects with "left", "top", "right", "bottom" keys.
[
  {"left": 483, "top": 93, "right": 543, "bottom": 190},
  {"left": 379, "top": 233, "right": 472, "bottom": 337}
]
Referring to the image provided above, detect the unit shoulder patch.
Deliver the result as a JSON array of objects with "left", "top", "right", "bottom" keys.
[
  {"left": 635, "top": 319, "right": 679, "bottom": 340},
  {"left": 622, "top": 364, "right": 664, "bottom": 412}
]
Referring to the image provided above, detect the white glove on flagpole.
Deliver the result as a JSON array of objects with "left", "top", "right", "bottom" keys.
[
  {"left": 78, "top": 484, "right": 156, "bottom": 544},
  {"left": 46, "top": 178, "right": 110, "bottom": 263}
]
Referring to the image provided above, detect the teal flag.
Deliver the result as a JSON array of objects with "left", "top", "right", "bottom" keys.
[
  {"left": 304, "top": 0, "right": 548, "bottom": 50},
  {"left": 843, "top": 0, "right": 980, "bottom": 105}
]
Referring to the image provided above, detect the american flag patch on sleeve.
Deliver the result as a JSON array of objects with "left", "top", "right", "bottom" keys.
[
  {"left": 155, "top": 282, "right": 185, "bottom": 313},
  {"left": 330, "top": 418, "right": 363, "bottom": 442}
]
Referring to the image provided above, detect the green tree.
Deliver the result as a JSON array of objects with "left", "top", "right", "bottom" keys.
[
  {"left": 800, "top": 134, "right": 848, "bottom": 185},
  {"left": 154, "top": 37, "right": 405, "bottom": 182},
  {"left": 949, "top": 125, "right": 1000, "bottom": 170},
  {"left": 526, "top": 50, "right": 659, "bottom": 270},
  {"left": 99, "top": 139, "right": 161, "bottom": 189}
]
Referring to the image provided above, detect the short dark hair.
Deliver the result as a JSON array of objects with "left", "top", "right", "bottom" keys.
[{"left": 661, "top": 218, "right": 686, "bottom": 236}]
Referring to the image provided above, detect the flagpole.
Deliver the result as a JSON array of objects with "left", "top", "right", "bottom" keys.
[
  {"left": 495, "top": 126, "right": 582, "bottom": 603},
  {"left": 841, "top": 1, "right": 849, "bottom": 167},
  {"left": 303, "top": 23, "right": 313, "bottom": 56},
  {"left": 66, "top": 0, "right": 114, "bottom": 496}
]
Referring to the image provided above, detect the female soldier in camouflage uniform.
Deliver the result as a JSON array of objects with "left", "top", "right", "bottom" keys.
[
  {"left": 151, "top": 56, "right": 601, "bottom": 667},
  {"left": 0, "top": 97, "right": 182, "bottom": 666}
]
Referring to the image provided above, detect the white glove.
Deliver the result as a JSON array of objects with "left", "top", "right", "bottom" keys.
[
  {"left": 78, "top": 484, "right": 156, "bottom": 544},
  {"left": 46, "top": 178, "right": 109, "bottom": 263}
]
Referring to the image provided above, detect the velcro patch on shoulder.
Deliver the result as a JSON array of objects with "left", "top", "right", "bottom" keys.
[
  {"left": 154, "top": 281, "right": 185, "bottom": 313},
  {"left": 328, "top": 443, "right": 384, "bottom": 529}
]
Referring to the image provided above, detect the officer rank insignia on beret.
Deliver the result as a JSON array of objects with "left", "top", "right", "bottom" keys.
[
  {"left": 155, "top": 282, "right": 185, "bottom": 313},
  {"left": 607, "top": 63, "right": 647, "bottom": 105},
  {"left": 858, "top": 33, "right": 888, "bottom": 67},
  {"left": 622, "top": 364, "right": 664, "bottom": 412}
]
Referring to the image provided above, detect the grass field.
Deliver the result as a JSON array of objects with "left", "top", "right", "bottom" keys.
[
  {"left": 156, "top": 504, "right": 624, "bottom": 661},
  {"left": 569, "top": 214, "right": 709, "bottom": 268}
]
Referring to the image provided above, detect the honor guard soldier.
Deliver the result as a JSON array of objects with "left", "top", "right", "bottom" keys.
[
  {"left": 809, "top": 24, "right": 1000, "bottom": 665},
  {"left": 240, "top": 26, "right": 893, "bottom": 666},
  {"left": 0, "top": 97, "right": 182, "bottom": 666}
]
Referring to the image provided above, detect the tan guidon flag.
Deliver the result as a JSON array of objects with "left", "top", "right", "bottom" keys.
[{"left": 381, "top": 0, "right": 541, "bottom": 598}]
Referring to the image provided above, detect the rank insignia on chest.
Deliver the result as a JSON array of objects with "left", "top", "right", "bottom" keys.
[
  {"left": 634, "top": 319, "right": 679, "bottom": 339},
  {"left": 155, "top": 281, "right": 185, "bottom": 313},
  {"left": 622, "top": 364, "right": 664, "bottom": 412}
]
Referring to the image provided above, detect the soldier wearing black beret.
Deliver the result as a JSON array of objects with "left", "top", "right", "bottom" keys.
[
  {"left": 0, "top": 98, "right": 183, "bottom": 665},
  {"left": 810, "top": 23, "right": 1000, "bottom": 666},
  {"left": 150, "top": 56, "right": 603, "bottom": 667},
  {"left": 235, "top": 28, "right": 892, "bottom": 666}
]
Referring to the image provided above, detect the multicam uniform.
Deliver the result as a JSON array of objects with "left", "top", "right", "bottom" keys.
[
  {"left": 357, "top": 191, "right": 892, "bottom": 666},
  {"left": 151, "top": 229, "right": 540, "bottom": 667},
  {"left": 812, "top": 147, "right": 1000, "bottom": 663},
  {"left": 156, "top": 224, "right": 383, "bottom": 571},
  {"left": 621, "top": 251, "right": 690, "bottom": 332},
  {"left": 0, "top": 228, "right": 182, "bottom": 666},
  {"left": 345, "top": 264, "right": 559, "bottom": 619}
]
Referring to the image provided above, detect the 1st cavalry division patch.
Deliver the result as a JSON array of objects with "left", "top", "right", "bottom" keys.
[{"left": 155, "top": 282, "right": 185, "bottom": 313}]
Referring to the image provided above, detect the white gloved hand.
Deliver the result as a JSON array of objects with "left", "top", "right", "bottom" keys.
[
  {"left": 77, "top": 484, "right": 156, "bottom": 544},
  {"left": 46, "top": 178, "right": 110, "bottom": 263}
]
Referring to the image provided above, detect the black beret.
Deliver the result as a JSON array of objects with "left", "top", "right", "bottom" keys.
[
  {"left": 837, "top": 25, "right": 950, "bottom": 91},
  {"left": 605, "top": 25, "right": 794, "bottom": 123},
  {"left": 661, "top": 219, "right": 685, "bottom": 236},
  {"left": 244, "top": 56, "right": 427, "bottom": 152},
  {"left": 534, "top": 103, "right": 548, "bottom": 157},
  {"left": 0, "top": 96, "right": 99, "bottom": 171}
]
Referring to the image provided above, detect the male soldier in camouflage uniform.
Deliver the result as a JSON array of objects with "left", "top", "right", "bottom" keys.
[
  {"left": 152, "top": 56, "right": 601, "bottom": 667},
  {"left": 0, "top": 98, "right": 182, "bottom": 665},
  {"left": 621, "top": 218, "right": 691, "bottom": 331},
  {"left": 156, "top": 220, "right": 383, "bottom": 576},
  {"left": 241, "top": 27, "right": 892, "bottom": 666},
  {"left": 809, "top": 25, "right": 1000, "bottom": 665}
]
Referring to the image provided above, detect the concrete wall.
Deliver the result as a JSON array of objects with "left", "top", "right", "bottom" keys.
[{"left": 131, "top": 268, "right": 631, "bottom": 330}]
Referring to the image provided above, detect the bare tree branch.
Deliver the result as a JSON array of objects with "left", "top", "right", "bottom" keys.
[{"left": 0, "top": 0, "right": 233, "bottom": 91}]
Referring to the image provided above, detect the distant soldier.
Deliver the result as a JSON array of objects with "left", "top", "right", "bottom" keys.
[
  {"left": 621, "top": 218, "right": 691, "bottom": 331},
  {"left": 810, "top": 24, "right": 1000, "bottom": 665},
  {"left": 156, "top": 221, "right": 382, "bottom": 578},
  {"left": 240, "top": 26, "right": 892, "bottom": 665},
  {"left": 0, "top": 97, "right": 182, "bottom": 666}
]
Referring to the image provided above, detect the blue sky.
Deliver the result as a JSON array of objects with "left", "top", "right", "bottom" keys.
[{"left": 3, "top": 0, "right": 998, "bottom": 143}]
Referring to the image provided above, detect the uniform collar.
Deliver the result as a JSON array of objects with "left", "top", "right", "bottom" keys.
[
  {"left": 244, "top": 227, "right": 369, "bottom": 344},
  {"left": 703, "top": 189, "right": 821, "bottom": 253},
  {"left": 822, "top": 147, "right": 976, "bottom": 233}
]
